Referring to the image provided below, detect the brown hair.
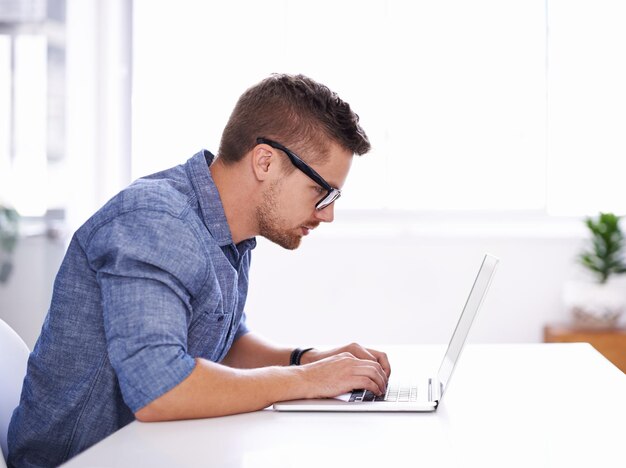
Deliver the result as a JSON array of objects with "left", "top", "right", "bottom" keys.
[{"left": 218, "top": 74, "right": 370, "bottom": 165}]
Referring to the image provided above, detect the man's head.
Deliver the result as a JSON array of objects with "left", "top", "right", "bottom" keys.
[
  {"left": 218, "top": 74, "right": 370, "bottom": 166},
  {"left": 216, "top": 74, "right": 370, "bottom": 249}
]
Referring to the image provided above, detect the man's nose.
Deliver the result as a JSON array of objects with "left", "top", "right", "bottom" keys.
[{"left": 315, "top": 203, "right": 335, "bottom": 223}]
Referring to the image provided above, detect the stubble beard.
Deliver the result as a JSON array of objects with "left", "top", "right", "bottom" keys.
[{"left": 256, "top": 181, "right": 302, "bottom": 250}]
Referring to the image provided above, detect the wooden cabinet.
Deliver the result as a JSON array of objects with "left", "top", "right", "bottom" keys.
[{"left": 544, "top": 324, "right": 626, "bottom": 373}]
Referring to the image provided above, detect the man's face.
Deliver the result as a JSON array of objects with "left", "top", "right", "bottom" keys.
[{"left": 256, "top": 141, "right": 353, "bottom": 250}]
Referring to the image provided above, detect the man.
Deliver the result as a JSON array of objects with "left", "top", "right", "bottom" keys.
[{"left": 8, "top": 74, "right": 390, "bottom": 467}]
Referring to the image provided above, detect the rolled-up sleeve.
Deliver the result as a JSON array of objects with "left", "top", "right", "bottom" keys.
[{"left": 86, "top": 209, "right": 207, "bottom": 412}]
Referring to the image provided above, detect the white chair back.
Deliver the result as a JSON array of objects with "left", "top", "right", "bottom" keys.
[{"left": 0, "top": 319, "right": 30, "bottom": 464}]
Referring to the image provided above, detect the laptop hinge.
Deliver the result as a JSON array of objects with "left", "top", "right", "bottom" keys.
[{"left": 428, "top": 378, "right": 442, "bottom": 406}]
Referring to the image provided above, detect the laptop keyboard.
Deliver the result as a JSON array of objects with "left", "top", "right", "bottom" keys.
[{"left": 349, "top": 384, "right": 418, "bottom": 403}]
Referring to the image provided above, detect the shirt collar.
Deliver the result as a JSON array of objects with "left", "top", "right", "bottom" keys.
[{"left": 187, "top": 150, "right": 256, "bottom": 252}]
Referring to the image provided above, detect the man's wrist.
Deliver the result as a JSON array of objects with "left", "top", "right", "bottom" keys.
[
  {"left": 289, "top": 347, "right": 315, "bottom": 366},
  {"left": 298, "top": 348, "right": 318, "bottom": 365}
]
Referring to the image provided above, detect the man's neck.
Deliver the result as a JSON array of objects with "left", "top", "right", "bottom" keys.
[{"left": 209, "top": 158, "right": 258, "bottom": 244}]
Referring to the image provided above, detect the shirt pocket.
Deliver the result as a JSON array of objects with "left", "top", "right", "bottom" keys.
[{"left": 187, "top": 303, "right": 233, "bottom": 361}]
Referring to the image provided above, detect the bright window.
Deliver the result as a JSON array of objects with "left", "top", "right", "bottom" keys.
[
  {"left": 132, "top": 0, "right": 548, "bottom": 213},
  {"left": 546, "top": 0, "right": 626, "bottom": 216},
  {"left": 0, "top": 0, "right": 66, "bottom": 219},
  {"left": 0, "top": 34, "right": 48, "bottom": 216},
  {"left": 5, "top": 1, "right": 625, "bottom": 220}
]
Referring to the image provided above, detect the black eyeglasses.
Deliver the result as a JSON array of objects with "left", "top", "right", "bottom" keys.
[{"left": 256, "top": 137, "right": 341, "bottom": 210}]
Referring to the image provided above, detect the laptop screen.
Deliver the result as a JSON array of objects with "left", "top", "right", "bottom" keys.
[{"left": 436, "top": 254, "right": 499, "bottom": 396}]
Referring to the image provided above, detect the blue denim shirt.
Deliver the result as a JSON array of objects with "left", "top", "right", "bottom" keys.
[{"left": 8, "top": 150, "right": 255, "bottom": 467}]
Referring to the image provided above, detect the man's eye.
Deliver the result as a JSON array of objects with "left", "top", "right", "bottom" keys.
[{"left": 314, "top": 186, "right": 326, "bottom": 195}]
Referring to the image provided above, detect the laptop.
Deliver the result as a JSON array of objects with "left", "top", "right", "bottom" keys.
[{"left": 273, "top": 253, "right": 499, "bottom": 412}]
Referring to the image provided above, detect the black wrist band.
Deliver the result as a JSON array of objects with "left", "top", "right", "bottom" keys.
[{"left": 290, "top": 347, "right": 314, "bottom": 366}]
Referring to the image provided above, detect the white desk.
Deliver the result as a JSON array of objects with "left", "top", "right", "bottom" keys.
[{"left": 64, "top": 344, "right": 626, "bottom": 467}]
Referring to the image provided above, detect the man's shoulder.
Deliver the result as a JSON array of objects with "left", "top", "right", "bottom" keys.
[
  {"left": 122, "top": 164, "right": 194, "bottom": 217},
  {"left": 77, "top": 163, "right": 205, "bottom": 244}
]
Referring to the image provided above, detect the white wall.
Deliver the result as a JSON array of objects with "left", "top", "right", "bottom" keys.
[
  {"left": 0, "top": 232, "right": 66, "bottom": 349},
  {"left": 0, "top": 216, "right": 599, "bottom": 351},
  {"left": 246, "top": 219, "right": 589, "bottom": 348}
]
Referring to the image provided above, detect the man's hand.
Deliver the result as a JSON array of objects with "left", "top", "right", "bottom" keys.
[
  {"left": 294, "top": 343, "right": 391, "bottom": 399},
  {"left": 300, "top": 343, "right": 391, "bottom": 378},
  {"left": 298, "top": 352, "right": 389, "bottom": 399}
]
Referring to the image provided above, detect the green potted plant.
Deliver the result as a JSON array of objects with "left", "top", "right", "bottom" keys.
[
  {"left": 563, "top": 212, "right": 626, "bottom": 328},
  {"left": 0, "top": 204, "right": 20, "bottom": 284}
]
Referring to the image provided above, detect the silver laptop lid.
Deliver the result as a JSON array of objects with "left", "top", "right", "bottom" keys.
[{"left": 436, "top": 254, "right": 499, "bottom": 398}]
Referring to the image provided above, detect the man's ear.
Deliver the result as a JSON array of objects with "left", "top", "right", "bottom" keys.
[{"left": 251, "top": 145, "right": 275, "bottom": 182}]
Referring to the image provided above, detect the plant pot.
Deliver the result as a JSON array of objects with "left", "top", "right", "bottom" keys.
[{"left": 563, "top": 279, "right": 626, "bottom": 329}]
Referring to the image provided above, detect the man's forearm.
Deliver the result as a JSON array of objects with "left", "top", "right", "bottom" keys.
[
  {"left": 221, "top": 332, "right": 299, "bottom": 368},
  {"left": 135, "top": 357, "right": 307, "bottom": 421},
  {"left": 136, "top": 344, "right": 390, "bottom": 422}
]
